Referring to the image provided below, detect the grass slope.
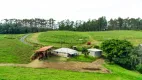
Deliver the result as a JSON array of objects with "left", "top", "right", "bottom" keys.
[
  {"left": 0, "top": 64, "right": 141, "bottom": 80},
  {"left": 37, "top": 30, "right": 142, "bottom": 47},
  {"left": 38, "top": 31, "right": 89, "bottom": 47},
  {"left": 0, "top": 34, "right": 34, "bottom": 63}
]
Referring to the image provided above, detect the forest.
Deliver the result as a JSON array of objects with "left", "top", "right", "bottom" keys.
[{"left": 1, "top": 17, "right": 142, "bottom": 34}]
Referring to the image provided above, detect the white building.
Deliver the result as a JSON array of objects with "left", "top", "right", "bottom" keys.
[
  {"left": 53, "top": 48, "right": 78, "bottom": 57},
  {"left": 88, "top": 48, "right": 102, "bottom": 57}
]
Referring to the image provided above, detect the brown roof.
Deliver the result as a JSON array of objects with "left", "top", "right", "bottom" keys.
[{"left": 36, "top": 46, "right": 53, "bottom": 52}]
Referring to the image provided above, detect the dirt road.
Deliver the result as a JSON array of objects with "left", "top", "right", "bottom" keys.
[
  {"left": 0, "top": 59, "right": 110, "bottom": 73},
  {"left": 20, "top": 34, "right": 33, "bottom": 46}
]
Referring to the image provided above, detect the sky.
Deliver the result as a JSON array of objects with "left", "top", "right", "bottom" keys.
[{"left": 0, "top": 0, "right": 142, "bottom": 21}]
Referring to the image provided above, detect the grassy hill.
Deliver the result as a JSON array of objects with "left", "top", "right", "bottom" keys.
[
  {"left": 0, "top": 64, "right": 141, "bottom": 80},
  {"left": 0, "top": 34, "right": 34, "bottom": 63},
  {"left": 35, "top": 30, "right": 142, "bottom": 47},
  {"left": 0, "top": 30, "right": 142, "bottom": 80}
]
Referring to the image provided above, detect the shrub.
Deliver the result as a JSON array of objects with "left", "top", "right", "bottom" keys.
[
  {"left": 94, "top": 45, "right": 100, "bottom": 49},
  {"left": 101, "top": 39, "right": 133, "bottom": 69},
  {"left": 82, "top": 47, "right": 89, "bottom": 56},
  {"left": 136, "top": 64, "right": 142, "bottom": 73}
]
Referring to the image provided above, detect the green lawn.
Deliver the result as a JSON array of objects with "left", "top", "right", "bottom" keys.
[
  {"left": 38, "top": 31, "right": 89, "bottom": 47},
  {"left": 0, "top": 34, "right": 34, "bottom": 63},
  {"left": 0, "top": 64, "right": 141, "bottom": 80},
  {"left": 37, "top": 30, "right": 142, "bottom": 47},
  {"left": 67, "top": 55, "right": 96, "bottom": 62}
]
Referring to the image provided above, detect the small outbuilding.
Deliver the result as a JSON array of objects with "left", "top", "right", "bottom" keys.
[
  {"left": 53, "top": 48, "right": 78, "bottom": 57},
  {"left": 88, "top": 48, "right": 102, "bottom": 57},
  {"left": 31, "top": 46, "right": 53, "bottom": 60}
]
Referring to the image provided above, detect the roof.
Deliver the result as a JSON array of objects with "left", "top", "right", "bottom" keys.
[
  {"left": 88, "top": 48, "right": 102, "bottom": 52},
  {"left": 53, "top": 48, "right": 78, "bottom": 54},
  {"left": 36, "top": 46, "right": 53, "bottom": 52},
  {"left": 139, "top": 44, "right": 142, "bottom": 46}
]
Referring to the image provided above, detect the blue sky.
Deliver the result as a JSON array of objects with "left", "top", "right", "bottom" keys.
[{"left": 0, "top": 0, "right": 142, "bottom": 21}]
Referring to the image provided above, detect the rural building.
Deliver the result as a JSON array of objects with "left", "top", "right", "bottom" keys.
[
  {"left": 88, "top": 48, "right": 102, "bottom": 57},
  {"left": 31, "top": 46, "right": 53, "bottom": 60},
  {"left": 53, "top": 48, "right": 78, "bottom": 57},
  {"left": 139, "top": 44, "right": 142, "bottom": 47}
]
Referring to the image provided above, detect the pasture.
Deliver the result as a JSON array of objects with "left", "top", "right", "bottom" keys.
[
  {"left": 0, "top": 30, "right": 142, "bottom": 80},
  {"left": 0, "top": 34, "right": 34, "bottom": 63},
  {"left": 37, "top": 30, "right": 142, "bottom": 47}
]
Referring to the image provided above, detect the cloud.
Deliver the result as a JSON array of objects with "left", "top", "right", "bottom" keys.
[{"left": 0, "top": 0, "right": 141, "bottom": 21}]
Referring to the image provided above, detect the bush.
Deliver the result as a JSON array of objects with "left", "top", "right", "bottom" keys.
[
  {"left": 101, "top": 39, "right": 133, "bottom": 69},
  {"left": 94, "top": 45, "right": 100, "bottom": 49},
  {"left": 82, "top": 47, "right": 89, "bottom": 56},
  {"left": 136, "top": 64, "right": 142, "bottom": 73}
]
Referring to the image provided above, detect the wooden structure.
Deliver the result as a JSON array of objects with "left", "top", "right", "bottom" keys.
[{"left": 31, "top": 46, "right": 53, "bottom": 60}]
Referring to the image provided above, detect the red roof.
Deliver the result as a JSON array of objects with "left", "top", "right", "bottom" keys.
[{"left": 36, "top": 46, "right": 53, "bottom": 52}]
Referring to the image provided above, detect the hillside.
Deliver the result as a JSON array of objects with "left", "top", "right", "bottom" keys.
[
  {"left": 0, "top": 34, "right": 34, "bottom": 63},
  {"left": 27, "top": 30, "right": 142, "bottom": 47},
  {"left": 0, "top": 30, "right": 142, "bottom": 80}
]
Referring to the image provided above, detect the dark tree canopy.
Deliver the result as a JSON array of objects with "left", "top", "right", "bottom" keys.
[
  {"left": 0, "top": 18, "right": 56, "bottom": 34},
  {"left": 101, "top": 39, "right": 134, "bottom": 69}
]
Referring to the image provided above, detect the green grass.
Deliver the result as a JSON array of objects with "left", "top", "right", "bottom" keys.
[
  {"left": 37, "top": 30, "right": 142, "bottom": 47},
  {"left": 1, "top": 30, "right": 142, "bottom": 79},
  {"left": 67, "top": 55, "right": 96, "bottom": 62},
  {"left": 0, "top": 64, "right": 141, "bottom": 80},
  {"left": 38, "top": 31, "right": 89, "bottom": 47},
  {"left": 0, "top": 34, "right": 34, "bottom": 63}
]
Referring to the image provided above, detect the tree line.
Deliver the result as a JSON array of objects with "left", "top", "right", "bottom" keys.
[
  {"left": 1, "top": 17, "right": 142, "bottom": 34},
  {"left": 0, "top": 18, "right": 55, "bottom": 34},
  {"left": 58, "top": 17, "right": 142, "bottom": 31}
]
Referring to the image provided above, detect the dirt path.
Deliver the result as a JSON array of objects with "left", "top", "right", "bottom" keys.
[
  {"left": 20, "top": 34, "right": 33, "bottom": 46},
  {"left": 0, "top": 59, "right": 110, "bottom": 73},
  {"left": 27, "top": 33, "right": 41, "bottom": 44},
  {"left": 0, "top": 63, "right": 27, "bottom": 67}
]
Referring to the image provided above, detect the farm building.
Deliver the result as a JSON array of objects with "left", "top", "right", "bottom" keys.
[
  {"left": 31, "top": 46, "right": 53, "bottom": 60},
  {"left": 88, "top": 48, "right": 102, "bottom": 57},
  {"left": 53, "top": 48, "right": 78, "bottom": 57}
]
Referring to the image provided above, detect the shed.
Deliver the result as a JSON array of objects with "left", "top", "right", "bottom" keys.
[
  {"left": 88, "top": 48, "right": 102, "bottom": 57},
  {"left": 31, "top": 46, "right": 53, "bottom": 60},
  {"left": 53, "top": 48, "right": 78, "bottom": 57},
  {"left": 36, "top": 46, "right": 53, "bottom": 52},
  {"left": 139, "top": 44, "right": 142, "bottom": 47}
]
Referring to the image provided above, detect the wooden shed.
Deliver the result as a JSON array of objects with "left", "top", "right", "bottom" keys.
[{"left": 31, "top": 46, "right": 53, "bottom": 60}]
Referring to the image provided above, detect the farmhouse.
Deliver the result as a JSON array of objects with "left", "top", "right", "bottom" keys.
[
  {"left": 88, "top": 48, "right": 102, "bottom": 57},
  {"left": 53, "top": 48, "right": 78, "bottom": 57},
  {"left": 31, "top": 46, "right": 53, "bottom": 60}
]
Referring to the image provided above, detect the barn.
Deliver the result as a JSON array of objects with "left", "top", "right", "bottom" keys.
[
  {"left": 31, "top": 46, "right": 53, "bottom": 60},
  {"left": 53, "top": 48, "right": 78, "bottom": 57},
  {"left": 88, "top": 48, "right": 102, "bottom": 57}
]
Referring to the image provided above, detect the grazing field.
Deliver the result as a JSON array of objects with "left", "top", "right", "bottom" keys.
[
  {"left": 38, "top": 31, "right": 89, "bottom": 47},
  {"left": 0, "top": 64, "right": 141, "bottom": 80},
  {"left": 36, "top": 30, "right": 142, "bottom": 47},
  {"left": 0, "top": 34, "right": 34, "bottom": 63},
  {"left": 1, "top": 30, "right": 142, "bottom": 80}
]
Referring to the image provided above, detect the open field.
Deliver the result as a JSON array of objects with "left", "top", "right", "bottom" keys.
[
  {"left": 31, "top": 30, "right": 142, "bottom": 47},
  {"left": 0, "top": 34, "right": 34, "bottom": 63},
  {"left": 37, "top": 31, "right": 89, "bottom": 47},
  {"left": 0, "top": 64, "right": 141, "bottom": 80},
  {"left": 0, "top": 31, "right": 142, "bottom": 80}
]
